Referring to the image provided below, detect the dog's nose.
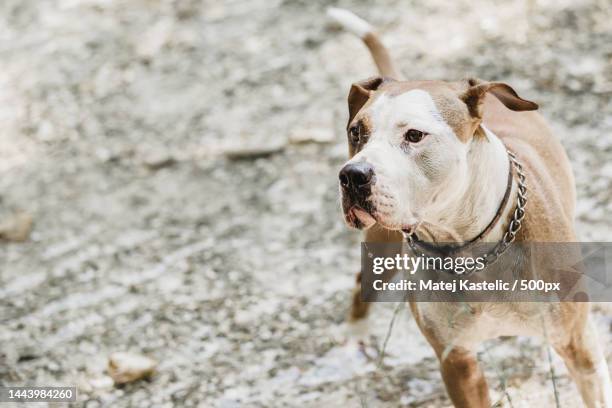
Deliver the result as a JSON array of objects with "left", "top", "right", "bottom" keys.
[{"left": 339, "top": 162, "right": 374, "bottom": 190}]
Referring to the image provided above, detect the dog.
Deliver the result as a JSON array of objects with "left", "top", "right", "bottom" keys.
[{"left": 328, "top": 8, "right": 611, "bottom": 407}]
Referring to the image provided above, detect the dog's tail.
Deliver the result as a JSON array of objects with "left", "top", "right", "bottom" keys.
[{"left": 327, "top": 7, "right": 402, "bottom": 79}]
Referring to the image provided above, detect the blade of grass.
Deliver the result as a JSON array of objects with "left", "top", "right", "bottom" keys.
[
  {"left": 541, "top": 314, "right": 561, "bottom": 407},
  {"left": 377, "top": 301, "right": 404, "bottom": 369}
]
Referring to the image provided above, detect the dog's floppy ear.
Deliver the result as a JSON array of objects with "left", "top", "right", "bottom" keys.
[
  {"left": 461, "top": 78, "right": 538, "bottom": 118},
  {"left": 347, "top": 76, "right": 392, "bottom": 128}
]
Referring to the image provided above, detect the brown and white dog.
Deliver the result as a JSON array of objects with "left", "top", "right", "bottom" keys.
[{"left": 328, "top": 8, "right": 611, "bottom": 408}]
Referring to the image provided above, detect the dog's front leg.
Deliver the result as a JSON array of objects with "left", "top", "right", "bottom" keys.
[
  {"left": 436, "top": 347, "right": 491, "bottom": 408},
  {"left": 553, "top": 312, "right": 612, "bottom": 408},
  {"left": 411, "top": 304, "right": 491, "bottom": 407},
  {"left": 349, "top": 269, "right": 368, "bottom": 320}
]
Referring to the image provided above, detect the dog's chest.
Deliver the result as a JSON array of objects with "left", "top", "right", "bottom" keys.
[{"left": 412, "top": 302, "right": 562, "bottom": 349}]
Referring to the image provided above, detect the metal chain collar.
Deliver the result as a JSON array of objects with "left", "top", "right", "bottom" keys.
[{"left": 402, "top": 150, "right": 528, "bottom": 276}]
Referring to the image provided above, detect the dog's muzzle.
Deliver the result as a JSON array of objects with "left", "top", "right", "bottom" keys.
[{"left": 339, "top": 161, "right": 378, "bottom": 229}]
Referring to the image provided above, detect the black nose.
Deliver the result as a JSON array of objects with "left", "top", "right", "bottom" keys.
[{"left": 339, "top": 162, "right": 374, "bottom": 190}]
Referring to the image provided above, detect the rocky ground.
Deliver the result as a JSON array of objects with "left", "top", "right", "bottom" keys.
[{"left": 0, "top": 0, "right": 610, "bottom": 406}]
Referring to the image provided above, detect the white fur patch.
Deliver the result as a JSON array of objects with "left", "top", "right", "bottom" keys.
[
  {"left": 327, "top": 8, "right": 372, "bottom": 38},
  {"left": 592, "top": 359, "right": 612, "bottom": 407},
  {"left": 368, "top": 90, "right": 452, "bottom": 138}
]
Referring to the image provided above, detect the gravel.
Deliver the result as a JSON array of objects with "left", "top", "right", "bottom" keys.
[{"left": 0, "top": 0, "right": 610, "bottom": 406}]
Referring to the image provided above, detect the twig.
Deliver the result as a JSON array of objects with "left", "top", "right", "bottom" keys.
[
  {"left": 355, "top": 300, "right": 404, "bottom": 407},
  {"left": 483, "top": 344, "right": 515, "bottom": 408},
  {"left": 356, "top": 380, "right": 368, "bottom": 408},
  {"left": 545, "top": 341, "right": 561, "bottom": 407},
  {"left": 541, "top": 315, "right": 561, "bottom": 407},
  {"left": 376, "top": 301, "right": 404, "bottom": 368},
  {"left": 357, "top": 339, "right": 377, "bottom": 362}
]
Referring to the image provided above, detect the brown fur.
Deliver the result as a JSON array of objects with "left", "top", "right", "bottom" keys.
[
  {"left": 363, "top": 32, "right": 401, "bottom": 79},
  {"left": 337, "top": 15, "right": 609, "bottom": 407}
]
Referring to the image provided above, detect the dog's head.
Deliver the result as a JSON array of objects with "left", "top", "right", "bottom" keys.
[{"left": 339, "top": 77, "right": 537, "bottom": 231}]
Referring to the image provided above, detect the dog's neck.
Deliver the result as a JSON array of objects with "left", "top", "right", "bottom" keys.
[{"left": 421, "top": 125, "right": 515, "bottom": 243}]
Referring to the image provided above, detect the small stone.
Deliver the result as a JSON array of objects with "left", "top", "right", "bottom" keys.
[
  {"left": 600, "top": 162, "right": 612, "bottom": 179},
  {"left": 89, "top": 375, "right": 115, "bottom": 390},
  {"left": 0, "top": 212, "right": 33, "bottom": 242},
  {"left": 289, "top": 127, "right": 335, "bottom": 145},
  {"left": 108, "top": 352, "right": 157, "bottom": 385},
  {"left": 135, "top": 19, "right": 174, "bottom": 59},
  {"left": 36, "top": 120, "right": 55, "bottom": 142},
  {"left": 76, "top": 377, "right": 93, "bottom": 393},
  {"left": 143, "top": 152, "right": 176, "bottom": 170},
  {"left": 223, "top": 144, "right": 285, "bottom": 160}
]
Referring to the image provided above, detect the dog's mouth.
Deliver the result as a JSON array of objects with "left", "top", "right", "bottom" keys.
[
  {"left": 343, "top": 201, "right": 421, "bottom": 233},
  {"left": 341, "top": 188, "right": 420, "bottom": 232},
  {"left": 345, "top": 203, "right": 419, "bottom": 231},
  {"left": 345, "top": 205, "right": 377, "bottom": 229}
]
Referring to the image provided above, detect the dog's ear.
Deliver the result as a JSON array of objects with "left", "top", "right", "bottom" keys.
[
  {"left": 347, "top": 76, "right": 392, "bottom": 128},
  {"left": 461, "top": 78, "right": 538, "bottom": 118}
]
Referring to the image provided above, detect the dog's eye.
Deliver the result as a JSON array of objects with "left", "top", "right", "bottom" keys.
[
  {"left": 349, "top": 125, "right": 360, "bottom": 144},
  {"left": 404, "top": 129, "right": 426, "bottom": 143}
]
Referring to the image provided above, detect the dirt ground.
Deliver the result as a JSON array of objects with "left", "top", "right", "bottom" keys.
[{"left": 0, "top": 0, "right": 611, "bottom": 407}]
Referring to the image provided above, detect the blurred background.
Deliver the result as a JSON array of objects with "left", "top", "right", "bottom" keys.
[{"left": 0, "top": 0, "right": 610, "bottom": 406}]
